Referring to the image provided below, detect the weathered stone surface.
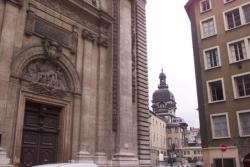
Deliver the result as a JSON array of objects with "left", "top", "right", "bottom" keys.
[{"left": 0, "top": 0, "right": 151, "bottom": 166}]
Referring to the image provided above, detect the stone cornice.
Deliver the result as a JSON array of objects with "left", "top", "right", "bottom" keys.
[
  {"left": 6, "top": 0, "right": 23, "bottom": 7},
  {"left": 68, "top": 0, "right": 113, "bottom": 29},
  {"left": 32, "top": 0, "right": 113, "bottom": 34}
]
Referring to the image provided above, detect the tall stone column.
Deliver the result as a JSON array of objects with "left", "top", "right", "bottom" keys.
[
  {"left": 113, "top": 0, "right": 138, "bottom": 166},
  {"left": 0, "top": 1, "right": 20, "bottom": 165},
  {"left": 77, "top": 30, "right": 98, "bottom": 163}
]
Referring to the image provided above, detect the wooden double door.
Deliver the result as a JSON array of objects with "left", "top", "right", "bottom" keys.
[{"left": 20, "top": 101, "right": 61, "bottom": 167}]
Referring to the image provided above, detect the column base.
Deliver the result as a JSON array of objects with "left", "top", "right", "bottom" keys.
[
  {"left": 77, "top": 151, "right": 95, "bottom": 163},
  {"left": 112, "top": 152, "right": 139, "bottom": 167},
  {"left": 0, "top": 148, "right": 10, "bottom": 167},
  {"left": 94, "top": 152, "right": 108, "bottom": 166}
]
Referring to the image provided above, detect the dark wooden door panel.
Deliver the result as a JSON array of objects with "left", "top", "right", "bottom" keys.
[
  {"left": 20, "top": 146, "right": 38, "bottom": 167},
  {"left": 20, "top": 101, "right": 60, "bottom": 167},
  {"left": 39, "top": 148, "right": 57, "bottom": 164}
]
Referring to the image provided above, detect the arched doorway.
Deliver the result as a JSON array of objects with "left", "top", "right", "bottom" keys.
[
  {"left": 243, "top": 153, "right": 250, "bottom": 167},
  {"left": 9, "top": 44, "right": 81, "bottom": 165}
]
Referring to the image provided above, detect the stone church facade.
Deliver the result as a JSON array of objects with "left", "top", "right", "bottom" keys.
[{"left": 0, "top": 0, "right": 151, "bottom": 167}]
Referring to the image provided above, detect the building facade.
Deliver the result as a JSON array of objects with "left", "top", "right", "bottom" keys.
[
  {"left": 185, "top": 0, "right": 250, "bottom": 166},
  {"left": 150, "top": 71, "right": 188, "bottom": 166},
  {"left": 0, "top": 0, "right": 151, "bottom": 167},
  {"left": 149, "top": 111, "right": 167, "bottom": 167},
  {"left": 183, "top": 128, "right": 203, "bottom": 164}
]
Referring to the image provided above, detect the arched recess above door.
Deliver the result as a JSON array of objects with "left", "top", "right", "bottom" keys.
[{"left": 10, "top": 45, "right": 81, "bottom": 95}]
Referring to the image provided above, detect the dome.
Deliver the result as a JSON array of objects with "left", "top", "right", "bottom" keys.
[
  {"left": 152, "top": 89, "right": 175, "bottom": 103},
  {"left": 152, "top": 70, "right": 175, "bottom": 103}
]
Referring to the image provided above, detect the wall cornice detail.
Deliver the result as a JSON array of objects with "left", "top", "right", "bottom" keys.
[
  {"left": 31, "top": 0, "right": 113, "bottom": 34},
  {"left": 6, "top": 0, "right": 23, "bottom": 7},
  {"left": 82, "top": 29, "right": 98, "bottom": 42}
]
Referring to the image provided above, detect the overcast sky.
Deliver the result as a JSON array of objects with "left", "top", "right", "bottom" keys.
[{"left": 145, "top": 0, "right": 200, "bottom": 128}]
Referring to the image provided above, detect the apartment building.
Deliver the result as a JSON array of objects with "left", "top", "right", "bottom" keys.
[
  {"left": 149, "top": 111, "right": 167, "bottom": 166},
  {"left": 185, "top": 0, "right": 250, "bottom": 167}
]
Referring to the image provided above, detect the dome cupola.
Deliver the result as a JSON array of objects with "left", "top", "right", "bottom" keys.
[{"left": 152, "top": 70, "right": 176, "bottom": 117}]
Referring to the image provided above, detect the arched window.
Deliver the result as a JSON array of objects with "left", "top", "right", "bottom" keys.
[{"left": 159, "top": 102, "right": 165, "bottom": 108}]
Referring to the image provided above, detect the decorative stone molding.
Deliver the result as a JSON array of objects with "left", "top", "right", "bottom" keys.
[
  {"left": 71, "top": 26, "right": 78, "bottom": 54},
  {"left": 25, "top": 10, "right": 78, "bottom": 54},
  {"left": 134, "top": 0, "right": 151, "bottom": 165},
  {"left": 42, "top": 39, "right": 63, "bottom": 60},
  {"left": 25, "top": 10, "right": 36, "bottom": 36},
  {"left": 83, "top": 0, "right": 97, "bottom": 7},
  {"left": 22, "top": 59, "right": 69, "bottom": 97},
  {"left": 82, "top": 29, "right": 98, "bottom": 42},
  {"left": 11, "top": 46, "right": 81, "bottom": 95},
  {"left": 6, "top": 0, "right": 23, "bottom": 7},
  {"left": 112, "top": 0, "right": 120, "bottom": 132},
  {"left": 97, "top": 36, "right": 108, "bottom": 48}
]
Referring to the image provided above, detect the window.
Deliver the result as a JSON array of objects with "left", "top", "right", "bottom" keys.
[
  {"left": 168, "top": 138, "right": 172, "bottom": 147},
  {"left": 232, "top": 73, "right": 250, "bottom": 98},
  {"left": 203, "top": 46, "right": 221, "bottom": 69},
  {"left": 224, "top": 0, "right": 235, "bottom": 4},
  {"left": 200, "top": 0, "right": 211, "bottom": 13},
  {"left": 225, "top": 9, "right": 241, "bottom": 29},
  {"left": 167, "top": 128, "right": 172, "bottom": 134},
  {"left": 224, "top": 3, "right": 250, "bottom": 30},
  {"left": 175, "top": 127, "right": 178, "bottom": 133},
  {"left": 207, "top": 78, "right": 225, "bottom": 103},
  {"left": 243, "top": 4, "right": 250, "bottom": 23},
  {"left": 201, "top": 16, "right": 217, "bottom": 38},
  {"left": 175, "top": 138, "right": 179, "bottom": 147},
  {"left": 214, "top": 158, "right": 236, "bottom": 167},
  {"left": 237, "top": 110, "right": 250, "bottom": 137},
  {"left": 159, "top": 102, "right": 165, "bottom": 108},
  {"left": 228, "top": 40, "right": 247, "bottom": 62},
  {"left": 211, "top": 113, "right": 230, "bottom": 138},
  {"left": 227, "top": 37, "right": 250, "bottom": 63}
]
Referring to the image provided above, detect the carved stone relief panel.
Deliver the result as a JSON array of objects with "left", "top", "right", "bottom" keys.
[{"left": 22, "top": 59, "right": 69, "bottom": 96}]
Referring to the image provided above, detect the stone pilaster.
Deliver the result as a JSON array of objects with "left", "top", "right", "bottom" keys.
[
  {"left": 94, "top": 41, "right": 109, "bottom": 165},
  {"left": 135, "top": 0, "right": 151, "bottom": 166},
  {"left": 113, "top": 0, "right": 139, "bottom": 166},
  {"left": 71, "top": 94, "right": 81, "bottom": 160},
  {"left": 78, "top": 30, "right": 98, "bottom": 162},
  {"left": 0, "top": 2, "right": 20, "bottom": 164}
]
